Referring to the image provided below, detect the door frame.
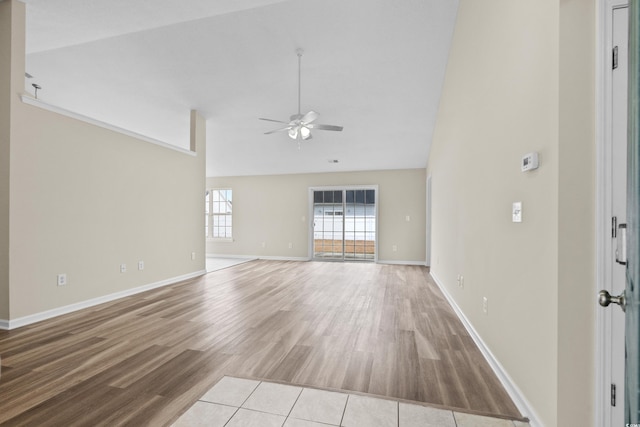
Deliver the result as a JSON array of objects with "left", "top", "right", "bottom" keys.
[
  {"left": 596, "top": 0, "right": 629, "bottom": 425},
  {"left": 308, "top": 185, "right": 379, "bottom": 262},
  {"left": 426, "top": 175, "right": 432, "bottom": 267}
]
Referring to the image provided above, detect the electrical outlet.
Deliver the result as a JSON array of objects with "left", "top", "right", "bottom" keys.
[
  {"left": 288, "top": 242, "right": 293, "bottom": 249},
  {"left": 483, "top": 297, "right": 489, "bottom": 315},
  {"left": 138, "top": 261, "right": 144, "bottom": 271},
  {"left": 191, "top": 252, "right": 196, "bottom": 260},
  {"left": 392, "top": 245, "right": 398, "bottom": 252},
  {"left": 57, "top": 274, "right": 67, "bottom": 286},
  {"left": 405, "top": 215, "right": 411, "bottom": 222},
  {"left": 120, "top": 264, "right": 127, "bottom": 273},
  {"left": 460, "top": 275, "right": 464, "bottom": 288},
  {"left": 261, "top": 242, "right": 266, "bottom": 248}
]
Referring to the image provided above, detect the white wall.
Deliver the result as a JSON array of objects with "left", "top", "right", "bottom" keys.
[
  {"left": 1, "top": 0, "right": 206, "bottom": 323},
  {"left": 206, "top": 169, "right": 426, "bottom": 264},
  {"left": 427, "top": 0, "right": 595, "bottom": 426}
]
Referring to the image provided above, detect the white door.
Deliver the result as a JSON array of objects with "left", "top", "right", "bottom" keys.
[{"left": 601, "top": 4, "right": 628, "bottom": 426}]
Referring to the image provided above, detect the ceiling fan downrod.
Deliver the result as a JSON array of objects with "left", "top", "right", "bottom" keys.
[{"left": 297, "top": 48, "right": 303, "bottom": 116}]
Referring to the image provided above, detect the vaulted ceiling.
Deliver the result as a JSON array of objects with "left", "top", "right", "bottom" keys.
[{"left": 22, "top": 0, "right": 459, "bottom": 176}]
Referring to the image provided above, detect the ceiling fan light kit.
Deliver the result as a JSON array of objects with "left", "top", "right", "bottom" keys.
[{"left": 259, "top": 49, "right": 343, "bottom": 147}]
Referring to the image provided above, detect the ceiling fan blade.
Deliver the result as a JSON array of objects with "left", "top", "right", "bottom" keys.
[
  {"left": 264, "top": 125, "right": 293, "bottom": 135},
  {"left": 301, "top": 110, "right": 319, "bottom": 124},
  {"left": 259, "top": 117, "right": 289, "bottom": 124},
  {"left": 307, "top": 123, "right": 343, "bottom": 132}
]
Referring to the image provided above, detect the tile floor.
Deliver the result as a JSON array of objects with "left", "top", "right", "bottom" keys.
[{"left": 172, "top": 376, "right": 530, "bottom": 427}]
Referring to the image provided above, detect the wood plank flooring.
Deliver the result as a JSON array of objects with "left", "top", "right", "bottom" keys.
[{"left": 0, "top": 260, "right": 523, "bottom": 426}]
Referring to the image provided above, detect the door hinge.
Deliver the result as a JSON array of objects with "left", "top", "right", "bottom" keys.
[
  {"left": 613, "top": 46, "right": 619, "bottom": 70},
  {"left": 611, "top": 383, "right": 617, "bottom": 407},
  {"left": 613, "top": 216, "right": 618, "bottom": 238}
]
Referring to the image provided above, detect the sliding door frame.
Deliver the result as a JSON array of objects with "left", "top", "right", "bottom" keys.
[{"left": 308, "top": 185, "right": 379, "bottom": 262}]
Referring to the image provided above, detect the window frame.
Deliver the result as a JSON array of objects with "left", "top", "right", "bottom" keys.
[{"left": 206, "top": 188, "right": 233, "bottom": 241}]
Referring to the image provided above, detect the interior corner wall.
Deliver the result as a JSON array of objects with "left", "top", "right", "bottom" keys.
[
  {"left": 191, "top": 110, "right": 207, "bottom": 264},
  {"left": 427, "top": 1, "right": 561, "bottom": 426},
  {"left": 0, "top": 0, "right": 16, "bottom": 321},
  {"left": 206, "top": 169, "right": 426, "bottom": 263},
  {"left": 7, "top": 106, "right": 207, "bottom": 320},
  {"left": 557, "top": 0, "right": 596, "bottom": 424},
  {"left": 4, "top": 0, "right": 206, "bottom": 321}
]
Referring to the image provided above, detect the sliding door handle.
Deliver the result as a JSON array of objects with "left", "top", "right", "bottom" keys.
[{"left": 598, "top": 290, "right": 626, "bottom": 312}]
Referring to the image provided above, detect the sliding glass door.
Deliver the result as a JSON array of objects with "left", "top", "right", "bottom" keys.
[
  {"left": 344, "top": 189, "right": 376, "bottom": 260},
  {"left": 313, "top": 190, "right": 344, "bottom": 259},
  {"left": 311, "top": 187, "right": 377, "bottom": 261}
]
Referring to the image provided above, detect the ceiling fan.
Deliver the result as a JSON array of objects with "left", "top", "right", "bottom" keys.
[{"left": 259, "top": 49, "right": 343, "bottom": 143}]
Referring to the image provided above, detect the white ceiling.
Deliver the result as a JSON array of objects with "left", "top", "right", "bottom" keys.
[{"left": 22, "top": 0, "right": 459, "bottom": 177}]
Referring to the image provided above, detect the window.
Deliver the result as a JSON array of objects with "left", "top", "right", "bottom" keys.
[{"left": 206, "top": 189, "right": 232, "bottom": 239}]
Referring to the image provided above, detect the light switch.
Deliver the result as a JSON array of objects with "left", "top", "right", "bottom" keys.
[{"left": 512, "top": 202, "right": 522, "bottom": 223}]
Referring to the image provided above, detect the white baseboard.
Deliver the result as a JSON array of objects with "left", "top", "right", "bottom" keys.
[
  {"left": 429, "top": 271, "right": 542, "bottom": 427},
  {"left": 0, "top": 269, "right": 206, "bottom": 331},
  {"left": 207, "top": 254, "right": 311, "bottom": 262},
  {"left": 206, "top": 254, "right": 255, "bottom": 259},
  {"left": 377, "top": 260, "right": 427, "bottom": 266},
  {"left": 257, "top": 256, "right": 311, "bottom": 262},
  {"left": 206, "top": 254, "right": 427, "bottom": 266}
]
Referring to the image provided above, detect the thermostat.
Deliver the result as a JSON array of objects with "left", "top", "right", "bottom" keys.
[{"left": 521, "top": 152, "right": 539, "bottom": 172}]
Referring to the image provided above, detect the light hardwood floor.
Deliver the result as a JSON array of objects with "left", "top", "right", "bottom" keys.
[{"left": 0, "top": 260, "right": 524, "bottom": 426}]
